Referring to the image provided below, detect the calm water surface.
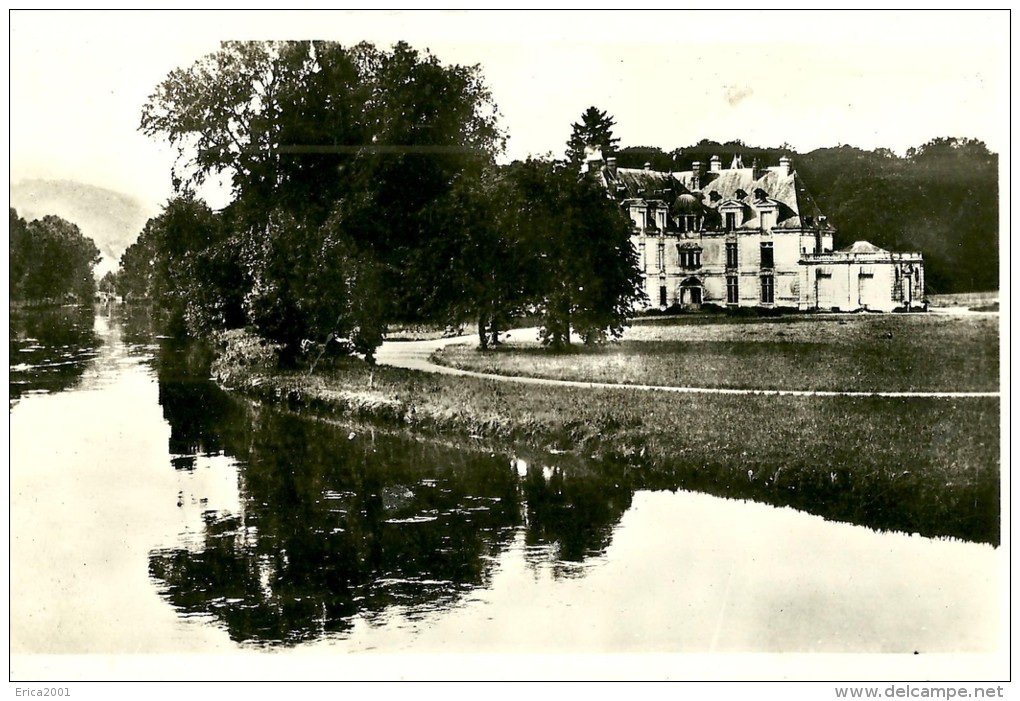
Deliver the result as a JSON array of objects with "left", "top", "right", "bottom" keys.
[{"left": 9, "top": 306, "right": 1001, "bottom": 657}]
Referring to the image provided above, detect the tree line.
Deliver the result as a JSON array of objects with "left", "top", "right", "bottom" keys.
[
  {"left": 117, "top": 41, "right": 642, "bottom": 361},
  {"left": 10, "top": 209, "right": 101, "bottom": 304}
]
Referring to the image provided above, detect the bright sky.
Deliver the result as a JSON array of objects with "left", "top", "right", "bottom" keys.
[{"left": 9, "top": 10, "right": 1009, "bottom": 212}]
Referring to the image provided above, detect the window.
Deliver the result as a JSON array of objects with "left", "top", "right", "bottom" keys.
[
  {"left": 760, "top": 275, "right": 774, "bottom": 304},
  {"left": 727, "top": 276, "right": 739, "bottom": 305},
  {"left": 657, "top": 244, "right": 664, "bottom": 270},
  {"left": 679, "top": 214, "right": 697, "bottom": 233},
  {"left": 647, "top": 210, "right": 661, "bottom": 231},
  {"left": 659, "top": 285, "right": 667, "bottom": 307},
  {"left": 760, "top": 242, "right": 774, "bottom": 269},
  {"left": 726, "top": 241, "right": 738, "bottom": 268},
  {"left": 725, "top": 212, "right": 737, "bottom": 232},
  {"left": 677, "top": 247, "right": 702, "bottom": 268},
  {"left": 759, "top": 210, "right": 770, "bottom": 230}
]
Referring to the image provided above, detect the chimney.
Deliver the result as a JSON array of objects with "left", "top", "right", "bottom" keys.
[
  {"left": 691, "top": 160, "right": 703, "bottom": 190},
  {"left": 752, "top": 156, "right": 766, "bottom": 180},
  {"left": 643, "top": 162, "right": 652, "bottom": 171},
  {"left": 709, "top": 155, "right": 722, "bottom": 172},
  {"left": 779, "top": 155, "right": 792, "bottom": 177},
  {"left": 582, "top": 144, "right": 604, "bottom": 174}
]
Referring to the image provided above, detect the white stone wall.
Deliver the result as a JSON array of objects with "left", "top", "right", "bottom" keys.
[
  {"left": 799, "top": 258, "right": 925, "bottom": 312},
  {"left": 631, "top": 229, "right": 810, "bottom": 309}
]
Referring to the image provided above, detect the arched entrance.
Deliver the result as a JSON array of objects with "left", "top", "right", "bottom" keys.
[{"left": 678, "top": 277, "right": 703, "bottom": 308}]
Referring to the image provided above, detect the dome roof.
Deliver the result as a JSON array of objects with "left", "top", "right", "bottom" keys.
[
  {"left": 673, "top": 193, "right": 703, "bottom": 213},
  {"left": 841, "top": 241, "right": 888, "bottom": 254}
]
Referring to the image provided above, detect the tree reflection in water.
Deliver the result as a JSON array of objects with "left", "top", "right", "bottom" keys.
[
  {"left": 9, "top": 305, "right": 99, "bottom": 406},
  {"left": 148, "top": 343, "right": 634, "bottom": 645}
]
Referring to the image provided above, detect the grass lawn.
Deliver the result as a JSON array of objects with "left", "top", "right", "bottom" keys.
[
  {"left": 434, "top": 313, "right": 999, "bottom": 393},
  {"left": 212, "top": 326, "right": 1001, "bottom": 545}
]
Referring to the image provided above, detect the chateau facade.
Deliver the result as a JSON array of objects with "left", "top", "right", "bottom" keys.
[{"left": 587, "top": 153, "right": 925, "bottom": 312}]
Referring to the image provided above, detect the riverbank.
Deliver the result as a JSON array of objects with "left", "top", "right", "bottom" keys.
[{"left": 209, "top": 328, "right": 1000, "bottom": 545}]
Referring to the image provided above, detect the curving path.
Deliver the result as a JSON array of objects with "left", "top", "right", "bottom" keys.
[{"left": 375, "top": 331, "right": 1000, "bottom": 399}]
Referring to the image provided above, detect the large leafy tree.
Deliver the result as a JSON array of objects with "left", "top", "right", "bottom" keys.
[
  {"left": 10, "top": 210, "right": 101, "bottom": 303},
  {"left": 239, "top": 207, "right": 385, "bottom": 362},
  {"left": 510, "top": 159, "right": 644, "bottom": 348},
  {"left": 118, "top": 195, "right": 243, "bottom": 335},
  {"left": 141, "top": 41, "right": 314, "bottom": 217},
  {"left": 141, "top": 39, "right": 502, "bottom": 241},
  {"left": 10, "top": 208, "right": 30, "bottom": 298},
  {"left": 422, "top": 164, "right": 540, "bottom": 348},
  {"left": 325, "top": 42, "right": 504, "bottom": 320},
  {"left": 139, "top": 40, "right": 505, "bottom": 353},
  {"left": 565, "top": 106, "right": 620, "bottom": 165}
]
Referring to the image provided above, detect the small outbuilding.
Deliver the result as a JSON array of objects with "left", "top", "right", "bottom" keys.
[{"left": 798, "top": 241, "right": 925, "bottom": 312}]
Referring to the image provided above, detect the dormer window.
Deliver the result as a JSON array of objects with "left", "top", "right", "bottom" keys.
[
  {"left": 735, "top": 189, "right": 748, "bottom": 200},
  {"left": 725, "top": 212, "right": 738, "bottom": 232},
  {"left": 756, "top": 199, "right": 778, "bottom": 232},
  {"left": 754, "top": 188, "right": 768, "bottom": 202},
  {"left": 708, "top": 191, "right": 722, "bottom": 203}
]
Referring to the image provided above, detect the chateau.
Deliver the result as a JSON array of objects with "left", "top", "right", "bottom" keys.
[{"left": 585, "top": 152, "right": 925, "bottom": 312}]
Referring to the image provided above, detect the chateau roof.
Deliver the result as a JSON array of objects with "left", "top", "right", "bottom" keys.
[
  {"left": 607, "top": 167, "right": 676, "bottom": 199},
  {"left": 601, "top": 159, "right": 833, "bottom": 231},
  {"left": 840, "top": 240, "right": 888, "bottom": 254},
  {"left": 673, "top": 166, "right": 830, "bottom": 230}
]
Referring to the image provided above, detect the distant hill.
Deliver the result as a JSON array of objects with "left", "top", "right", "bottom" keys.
[{"left": 10, "top": 179, "right": 156, "bottom": 275}]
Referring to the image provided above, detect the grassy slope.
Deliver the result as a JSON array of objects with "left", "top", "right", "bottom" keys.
[
  {"left": 212, "top": 324, "right": 1000, "bottom": 545},
  {"left": 435, "top": 314, "right": 1000, "bottom": 393}
]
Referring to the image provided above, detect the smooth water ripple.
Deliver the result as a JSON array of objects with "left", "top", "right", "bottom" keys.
[{"left": 8, "top": 306, "right": 1002, "bottom": 663}]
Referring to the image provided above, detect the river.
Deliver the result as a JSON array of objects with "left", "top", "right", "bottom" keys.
[{"left": 8, "top": 306, "right": 1003, "bottom": 677}]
